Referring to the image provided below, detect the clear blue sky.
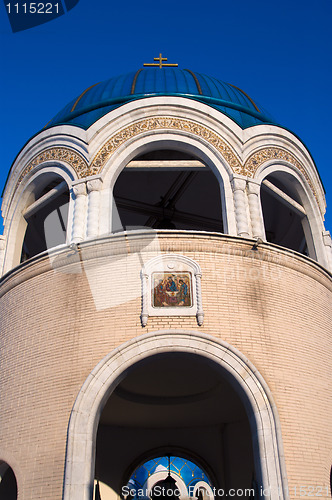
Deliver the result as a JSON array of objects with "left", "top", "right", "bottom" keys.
[{"left": 1, "top": 0, "right": 331, "bottom": 232}]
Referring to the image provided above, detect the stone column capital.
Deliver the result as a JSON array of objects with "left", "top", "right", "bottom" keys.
[
  {"left": 72, "top": 181, "right": 87, "bottom": 197},
  {"left": 0, "top": 235, "right": 6, "bottom": 250},
  {"left": 322, "top": 230, "right": 332, "bottom": 247},
  {"left": 87, "top": 177, "right": 103, "bottom": 193},
  {"left": 247, "top": 180, "right": 261, "bottom": 196},
  {"left": 231, "top": 177, "right": 247, "bottom": 192}
]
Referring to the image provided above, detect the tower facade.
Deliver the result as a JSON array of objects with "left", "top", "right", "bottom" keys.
[{"left": 0, "top": 66, "right": 331, "bottom": 500}]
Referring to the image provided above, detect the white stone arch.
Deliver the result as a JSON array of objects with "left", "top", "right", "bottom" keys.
[
  {"left": 63, "top": 330, "right": 289, "bottom": 500},
  {"left": 98, "top": 132, "right": 237, "bottom": 238},
  {"left": 242, "top": 127, "right": 326, "bottom": 215},
  {"left": 254, "top": 161, "right": 328, "bottom": 267},
  {"left": 2, "top": 163, "right": 75, "bottom": 275},
  {"left": 86, "top": 97, "right": 245, "bottom": 160}
]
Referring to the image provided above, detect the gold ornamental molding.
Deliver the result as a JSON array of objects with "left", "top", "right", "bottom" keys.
[
  {"left": 244, "top": 147, "right": 317, "bottom": 203},
  {"left": 18, "top": 147, "right": 89, "bottom": 184},
  {"left": 90, "top": 117, "right": 243, "bottom": 175},
  {"left": 16, "top": 119, "right": 318, "bottom": 204}
]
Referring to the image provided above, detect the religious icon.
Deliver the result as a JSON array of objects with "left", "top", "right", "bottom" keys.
[{"left": 152, "top": 272, "right": 192, "bottom": 307}]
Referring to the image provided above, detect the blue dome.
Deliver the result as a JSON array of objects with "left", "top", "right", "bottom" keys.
[{"left": 46, "top": 68, "right": 277, "bottom": 130}]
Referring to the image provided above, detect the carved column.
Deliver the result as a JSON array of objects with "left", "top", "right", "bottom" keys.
[
  {"left": 141, "top": 271, "right": 149, "bottom": 327},
  {"left": 247, "top": 180, "right": 265, "bottom": 239},
  {"left": 71, "top": 181, "right": 87, "bottom": 244},
  {"left": 231, "top": 177, "right": 249, "bottom": 237},
  {"left": 195, "top": 272, "right": 204, "bottom": 326},
  {"left": 86, "top": 178, "right": 103, "bottom": 239}
]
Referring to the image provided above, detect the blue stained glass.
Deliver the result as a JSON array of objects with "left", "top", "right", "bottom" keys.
[{"left": 125, "top": 456, "right": 213, "bottom": 500}]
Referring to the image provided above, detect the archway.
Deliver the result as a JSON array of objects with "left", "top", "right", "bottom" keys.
[
  {"left": 112, "top": 149, "right": 223, "bottom": 233},
  {"left": 63, "top": 331, "right": 288, "bottom": 500},
  {"left": 260, "top": 171, "right": 316, "bottom": 258},
  {"left": 21, "top": 173, "right": 70, "bottom": 262},
  {"left": 95, "top": 353, "right": 255, "bottom": 499}
]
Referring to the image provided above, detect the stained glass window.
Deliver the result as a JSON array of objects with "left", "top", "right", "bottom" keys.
[{"left": 124, "top": 456, "right": 214, "bottom": 500}]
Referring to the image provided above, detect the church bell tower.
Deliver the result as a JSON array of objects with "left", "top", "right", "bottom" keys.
[{"left": 0, "top": 57, "right": 331, "bottom": 500}]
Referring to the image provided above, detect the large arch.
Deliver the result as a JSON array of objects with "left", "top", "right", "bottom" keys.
[
  {"left": 63, "top": 331, "right": 288, "bottom": 500},
  {"left": 2, "top": 164, "right": 75, "bottom": 274},
  {"left": 100, "top": 133, "right": 237, "bottom": 237},
  {"left": 255, "top": 162, "right": 328, "bottom": 266}
]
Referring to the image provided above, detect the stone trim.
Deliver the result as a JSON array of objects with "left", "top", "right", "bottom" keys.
[
  {"left": 17, "top": 147, "right": 89, "bottom": 184},
  {"left": 13, "top": 122, "right": 317, "bottom": 205},
  {"left": 90, "top": 117, "right": 242, "bottom": 174},
  {"left": 0, "top": 233, "right": 331, "bottom": 300},
  {"left": 244, "top": 147, "right": 317, "bottom": 202},
  {"left": 62, "top": 330, "right": 289, "bottom": 500}
]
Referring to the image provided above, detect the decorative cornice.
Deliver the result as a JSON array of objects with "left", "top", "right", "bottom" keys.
[
  {"left": 15, "top": 121, "right": 317, "bottom": 204},
  {"left": 0, "top": 233, "right": 331, "bottom": 299},
  {"left": 244, "top": 147, "right": 317, "bottom": 201},
  {"left": 18, "top": 147, "right": 89, "bottom": 184},
  {"left": 90, "top": 117, "right": 242, "bottom": 175}
]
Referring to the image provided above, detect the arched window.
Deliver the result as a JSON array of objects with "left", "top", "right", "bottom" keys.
[
  {"left": 124, "top": 455, "right": 214, "bottom": 500},
  {"left": 21, "top": 175, "right": 69, "bottom": 262},
  {"left": 112, "top": 150, "right": 223, "bottom": 233},
  {"left": 0, "top": 462, "right": 17, "bottom": 500},
  {"left": 260, "top": 172, "right": 315, "bottom": 258}
]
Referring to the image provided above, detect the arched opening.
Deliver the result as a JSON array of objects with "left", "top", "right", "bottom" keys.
[
  {"left": 112, "top": 150, "right": 223, "bottom": 233},
  {"left": 63, "top": 332, "right": 287, "bottom": 500},
  {"left": 0, "top": 462, "right": 18, "bottom": 500},
  {"left": 260, "top": 172, "right": 316, "bottom": 258},
  {"left": 94, "top": 352, "right": 256, "bottom": 500},
  {"left": 20, "top": 174, "right": 70, "bottom": 262}
]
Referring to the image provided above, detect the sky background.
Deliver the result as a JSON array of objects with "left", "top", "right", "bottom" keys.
[{"left": 0, "top": 0, "right": 331, "bottom": 232}]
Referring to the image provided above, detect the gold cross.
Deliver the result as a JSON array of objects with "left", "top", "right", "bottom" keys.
[{"left": 143, "top": 53, "right": 178, "bottom": 68}]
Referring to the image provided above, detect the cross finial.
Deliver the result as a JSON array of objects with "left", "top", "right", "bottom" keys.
[{"left": 143, "top": 53, "right": 178, "bottom": 68}]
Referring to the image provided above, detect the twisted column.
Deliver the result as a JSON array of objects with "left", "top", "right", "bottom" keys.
[
  {"left": 140, "top": 272, "right": 149, "bottom": 327},
  {"left": 247, "top": 180, "right": 265, "bottom": 239},
  {"left": 71, "top": 181, "right": 87, "bottom": 244},
  {"left": 231, "top": 177, "right": 249, "bottom": 237},
  {"left": 86, "top": 178, "right": 103, "bottom": 239},
  {"left": 195, "top": 272, "right": 204, "bottom": 326}
]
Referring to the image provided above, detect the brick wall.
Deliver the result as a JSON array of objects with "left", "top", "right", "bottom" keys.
[{"left": 0, "top": 233, "right": 331, "bottom": 499}]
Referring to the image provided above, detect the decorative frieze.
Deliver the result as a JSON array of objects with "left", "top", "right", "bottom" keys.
[
  {"left": 90, "top": 117, "right": 242, "bottom": 175},
  {"left": 15, "top": 123, "right": 318, "bottom": 208},
  {"left": 18, "top": 147, "right": 89, "bottom": 184},
  {"left": 244, "top": 147, "right": 318, "bottom": 204}
]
